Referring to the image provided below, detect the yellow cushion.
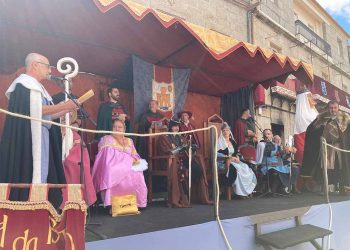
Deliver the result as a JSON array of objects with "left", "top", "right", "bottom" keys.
[{"left": 111, "top": 194, "right": 140, "bottom": 217}]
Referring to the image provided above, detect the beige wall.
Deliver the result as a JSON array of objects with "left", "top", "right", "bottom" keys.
[
  {"left": 130, "top": 0, "right": 249, "bottom": 42},
  {"left": 258, "top": 0, "right": 295, "bottom": 33}
]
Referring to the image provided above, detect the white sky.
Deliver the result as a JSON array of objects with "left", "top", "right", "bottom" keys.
[{"left": 316, "top": 0, "right": 350, "bottom": 22}]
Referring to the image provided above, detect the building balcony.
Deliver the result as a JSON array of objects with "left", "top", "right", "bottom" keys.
[{"left": 295, "top": 20, "right": 332, "bottom": 57}]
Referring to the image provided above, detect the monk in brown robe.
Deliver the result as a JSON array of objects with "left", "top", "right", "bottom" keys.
[{"left": 157, "top": 118, "right": 212, "bottom": 208}]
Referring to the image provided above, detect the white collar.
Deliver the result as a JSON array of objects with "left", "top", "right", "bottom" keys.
[{"left": 5, "top": 74, "right": 52, "bottom": 101}]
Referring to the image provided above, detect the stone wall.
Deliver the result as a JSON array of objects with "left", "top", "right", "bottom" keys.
[
  {"left": 130, "top": 0, "right": 249, "bottom": 42},
  {"left": 257, "top": 0, "right": 295, "bottom": 34}
]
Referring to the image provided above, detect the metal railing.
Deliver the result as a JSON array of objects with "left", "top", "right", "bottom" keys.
[{"left": 295, "top": 20, "right": 332, "bottom": 57}]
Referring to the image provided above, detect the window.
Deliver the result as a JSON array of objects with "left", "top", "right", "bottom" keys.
[
  {"left": 270, "top": 42, "right": 282, "bottom": 53},
  {"left": 337, "top": 38, "right": 344, "bottom": 58},
  {"left": 271, "top": 123, "right": 284, "bottom": 144}
]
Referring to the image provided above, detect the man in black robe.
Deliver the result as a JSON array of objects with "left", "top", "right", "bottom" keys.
[
  {"left": 95, "top": 86, "right": 129, "bottom": 141},
  {"left": 136, "top": 100, "right": 166, "bottom": 159},
  {"left": 0, "top": 53, "right": 77, "bottom": 208},
  {"left": 301, "top": 100, "right": 350, "bottom": 193}
]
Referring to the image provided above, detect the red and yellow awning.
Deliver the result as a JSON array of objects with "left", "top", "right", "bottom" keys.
[
  {"left": 94, "top": 0, "right": 314, "bottom": 87},
  {"left": 0, "top": 0, "right": 313, "bottom": 96}
]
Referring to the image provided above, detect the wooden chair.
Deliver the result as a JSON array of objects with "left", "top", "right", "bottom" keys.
[
  {"left": 203, "top": 114, "right": 224, "bottom": 179},
  {"left": 147, "top": 123, "right": 175, "bottom": 203},
  {"left": 204, "top": 114, "right": 232, "bottom": 200}
]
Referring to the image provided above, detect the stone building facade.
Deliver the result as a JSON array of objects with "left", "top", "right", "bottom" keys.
[
  {"left": 130, "top": 0, "right": 350, "bottom": 143},
  {"left": 253, "top": 0, "right": 350, "bottom": 141}
]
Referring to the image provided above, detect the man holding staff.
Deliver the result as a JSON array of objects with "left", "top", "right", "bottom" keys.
[{"left": 0, "top": 53, "right": 78, "bottom": 207}]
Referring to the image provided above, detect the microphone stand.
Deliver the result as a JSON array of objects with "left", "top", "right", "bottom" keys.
[
  {"left": 60, "top": 81, "right": 106, "bottom": 240},
  {"left": 251, "top": 118, "right": 263, "bottom": 133}
]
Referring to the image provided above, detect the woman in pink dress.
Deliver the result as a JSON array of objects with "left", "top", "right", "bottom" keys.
[{"left": 92, "top": 119, "right": 147, "bottom": 208}]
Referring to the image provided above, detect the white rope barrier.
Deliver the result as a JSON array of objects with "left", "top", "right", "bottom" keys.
[
  {"left": 0, "top": 107, "right": 211, "bottom": 137},
  {"left": 321, "top": 138, "right": 332, "bottom": 250},
  {"left": 211, "top": 126, "right": 233, "bottom": 250},
  {"left": 321, "top": 138, "right": 350, "bottom": 250},
  {"left": 0, "top": 107, "right": 233, "bottom": 250},
  {"left": 322, "top": 141, "right": 350, "bottom": 153}
]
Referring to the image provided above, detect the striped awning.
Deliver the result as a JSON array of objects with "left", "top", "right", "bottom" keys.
[{"left": 0, "top": 0, "right": 314, "bottom": 96}]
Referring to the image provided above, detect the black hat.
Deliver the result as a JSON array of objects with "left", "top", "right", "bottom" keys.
[
  {"left": 168, "top": 117, "right": 181, "bottom": 129},
  {"left": 177, "top": 111, "right": 192, "bottom": 119}
]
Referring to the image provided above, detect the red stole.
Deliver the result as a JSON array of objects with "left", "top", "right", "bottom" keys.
[{"left": 179, "top": 123, "right": 201, "bottom": 148}]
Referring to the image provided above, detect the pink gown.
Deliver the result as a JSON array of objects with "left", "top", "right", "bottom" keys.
[
  {"left": 92, "top": 135, "right": 147, "bottom": 208},
  {"left": 62, "top": 131, "right": 97, "bottom": 206}
]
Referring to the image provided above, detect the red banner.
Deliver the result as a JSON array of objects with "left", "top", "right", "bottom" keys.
[
  {"left": 153, "top": 65, "right": 174, "bottom": 119},
  {"left": 0, "top": 184, "right": 87, "bottom": 250},
  {"left": 0, "top": 201, "right": 86, "bottom": 250}
]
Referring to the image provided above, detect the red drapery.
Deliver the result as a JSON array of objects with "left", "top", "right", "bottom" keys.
[{"left": 0, "top": 184, "right": 87, "bottom": 250}]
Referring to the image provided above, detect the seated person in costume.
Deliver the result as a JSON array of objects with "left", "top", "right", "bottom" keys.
[
  {"left": 157, "top": 118, "right": 212, "bottom": 208},
  {"left": 95, "top": 86, "right": 130, "bottom": 141},
  {"left": 92, "top": 119, "right": 147, "bottom": 209},
  {"left": 178, "top": 110, "right": 208, "bottom": 175},
  {"left": 61, "top": 111, "right": 97, "bottom": 206},
  {"left": 178, "top": 111, "right": 200, "bottom": 149},
  {"left": 234, "top": 108, "right": 257, "bottom": 146},
  {"left": 273, "top": 135, "right": 299, "bottom": 193},
  {"left": 256, "top": 129, "right": 297, "bottom": 195},
  {"left": 217, "top": 122, "right": 257, "bottom": 197},
  {"left": 137, "top": 100, "right": 167, "bottom": 158}
]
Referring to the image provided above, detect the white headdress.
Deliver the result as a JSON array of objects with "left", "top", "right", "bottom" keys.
[
  {"left": 217, "top": 122, "right": 236, "bottom": 151},
  {"left": 294, "top": 91, "right": 318, "bottom": 134}
]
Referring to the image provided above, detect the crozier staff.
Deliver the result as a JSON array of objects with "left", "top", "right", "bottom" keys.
[{"left": 0, "top": 53, "right": 78, "bottom": 207}]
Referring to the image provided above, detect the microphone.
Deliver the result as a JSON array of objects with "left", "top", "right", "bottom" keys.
[
  {"left": 248, "top": 116, "right": 264, "bottom": 133},
  {"left": 48, "top": 75, "right": 66, "bottom": 81},
  {"left": 47, "top": 75, "right": 67, "bottom": 88}
]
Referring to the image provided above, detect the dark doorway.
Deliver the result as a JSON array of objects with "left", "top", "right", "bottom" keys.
[{"left": 271, "top": 123, "right": 284, "bottom": 142}]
